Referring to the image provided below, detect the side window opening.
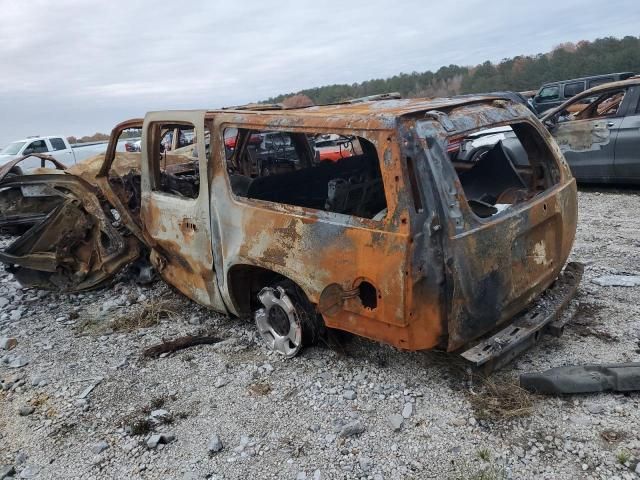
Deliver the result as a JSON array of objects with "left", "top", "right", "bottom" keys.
[
  {"left": 557, "top": 89, "right": 627, "bottom": 122},
  {"left": 24, "top": 140, "right": 48, "bottom": 154},
  {"left": 49, "top": 138, "right": 67, "bottom": 151},
  {"left": 538, "top": 85, "right": 559, "bottom": 101},
  {"left": 563, "top": 81, "right": 585, "bottom": 98},
  {"left": 225, "top": 128, "right": 387, "bottom": 220},
  {"left": 106, "top": 127, "right": 144, "bottom": 220},
  {"left": 573, "top": 89, "right": 626, "bottom": 120},
  {"left": 448, "top": 122, "right": 559, "bottom": 218},
  {"left": 588, "top": 77, "right": 614, "bottom": 89},
  {"left": 150, "top": 122, "right": 205, "bottom": 199}
]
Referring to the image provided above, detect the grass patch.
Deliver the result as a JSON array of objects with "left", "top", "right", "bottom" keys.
[
  {"left": 150, "top": 397, "right": 166, "bottom": 409},
  {"left": 616, "top": 449, "right": 632, "bottom": 465},
  {"left": 111, "top": 300, "right": 179, "bottom": 332},
  {"left": 477, "top": 447, "right": 492, "bottom": 462},
  {"left": 75, "top": 299, "right": 181, "bottom": 336},
  {"left": 449, "top": 461, "right": 507, "bottom": 480},
  {"left": 130, "top": 418, "right": 152, "bottom": 436},
  {"left": 468, "top": 377, "right": 534, "bottom": 420}
]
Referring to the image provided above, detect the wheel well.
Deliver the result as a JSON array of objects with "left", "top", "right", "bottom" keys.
[{"left": 227, "top": 265, "right": 286, "bottom": 315}]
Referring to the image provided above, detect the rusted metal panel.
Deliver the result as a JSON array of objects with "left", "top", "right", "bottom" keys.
[{"left": 461, "top": 262, "right": 583, "bottom": 372}]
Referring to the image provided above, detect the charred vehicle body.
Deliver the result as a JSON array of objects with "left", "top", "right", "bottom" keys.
[{"left": 0, "top": 95, "right": 581, "bottom": 368}]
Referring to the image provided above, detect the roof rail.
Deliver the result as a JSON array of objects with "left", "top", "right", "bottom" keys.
[
  {"left": 318, "top": 92, "right": 403, "bottom": 107},
  {"left": 222, "top": 103, "right": 284, "bottom": 111},
  {"left": 347, "top": 92, "right": 402, "bottom": 103}
]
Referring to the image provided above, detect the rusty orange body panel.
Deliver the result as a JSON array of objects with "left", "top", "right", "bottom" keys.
[{"left": 0, "top": 94, "right": 578, "bottom": 355}]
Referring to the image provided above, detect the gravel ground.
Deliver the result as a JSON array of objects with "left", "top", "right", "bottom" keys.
[{"left": 1, "top": 188, "right": 639, "bottom": 480}]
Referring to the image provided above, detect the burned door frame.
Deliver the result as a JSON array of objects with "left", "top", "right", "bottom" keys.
[
  {"left": 208, "top": 113, "right": 421, "bottom": 347},
  {"left": 140, "top": 110, "right": 227, "bottom": 311},
  {"left": 613, "top": 86, "right": 640, "bottom": 181}
]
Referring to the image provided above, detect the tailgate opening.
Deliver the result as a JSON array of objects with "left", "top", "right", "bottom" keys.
[{"left": 449, "top": 122, "right": 561, "bottom": 218}]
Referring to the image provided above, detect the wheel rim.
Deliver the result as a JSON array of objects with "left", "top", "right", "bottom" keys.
[{"left": 255, "top": 286, "right": 303, "bottom": 358}]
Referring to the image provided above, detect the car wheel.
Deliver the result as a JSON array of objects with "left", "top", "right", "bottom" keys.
[{"left": 254, "top": 280, "right": 323, "bottom": 358}]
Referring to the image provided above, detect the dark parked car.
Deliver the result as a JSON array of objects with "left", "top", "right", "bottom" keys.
[
  {"left": 532, "top": 72, "right": 635, "bottom": 114},
  {"left": 541, "top": 77, "right": 640, "bottom": 183}
]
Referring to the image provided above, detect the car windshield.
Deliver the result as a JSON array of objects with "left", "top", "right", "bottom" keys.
[{"left": 0, "top": 141, "right": 26, "bottom": 155}]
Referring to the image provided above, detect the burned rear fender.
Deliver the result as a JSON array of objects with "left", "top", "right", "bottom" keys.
[{"left": 0, "top": 173, "right": 141, "bottom": 291}]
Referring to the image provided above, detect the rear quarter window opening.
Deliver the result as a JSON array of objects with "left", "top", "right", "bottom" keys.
[
  {"left": 448, "top": 122, "right": 560, "bottom": 219},
  {"left": 224, "top": 127, "right": 388, "bottom": 221}
]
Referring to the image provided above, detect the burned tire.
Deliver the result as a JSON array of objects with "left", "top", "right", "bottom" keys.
[{"left": 254, "top": 280, "right": 323, "bottom": 358}]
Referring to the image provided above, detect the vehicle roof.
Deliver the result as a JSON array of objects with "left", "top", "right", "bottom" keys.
[
  {"left": 10, "top": 135, "right": 65, "bottom": 143},
  {"left": 204, "top": 94, "right": 513, "bottom": 129},
  {"left": 540, "top": 77, "right": 640, "bottom": 120},
  {"left": 540, "top": 72, "right": 635, "bottom": 87}
]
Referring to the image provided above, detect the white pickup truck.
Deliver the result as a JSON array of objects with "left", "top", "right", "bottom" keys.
[{"left": 0, "top": 135, "right": 77, "bottom": 171}]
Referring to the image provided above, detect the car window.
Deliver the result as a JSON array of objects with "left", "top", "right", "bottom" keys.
[
  {"left": 563, "top": 82, "right": 585, "bottom": 98},
  {"left": 572, "top": 89, "right": 627, "bottom": 121},
  {"left": 225, "top": 127, "right": 386, "bottom": 220},
  {"left": 49, "top": 138, "right": 67, "bottom": 151},
  {"left": 25, "top": 140, "right": 49, "bottom": 153},
  {"left": 588, "top": 77, "right": 614, "bottom": 89},
  {"left": 538, "top": 85, "right": 559, "bottom": 101},
  {"left": 150, "top": 122, "right": 204, "bottom": 199}
]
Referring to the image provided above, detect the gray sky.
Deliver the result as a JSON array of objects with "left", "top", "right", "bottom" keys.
[{"left": 0, "top": 0, "right": 638, "bottom": 145}]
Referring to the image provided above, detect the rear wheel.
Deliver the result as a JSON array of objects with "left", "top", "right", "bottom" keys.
[{"left": 254, "top": 280, "right": 323, "bottom": 358}]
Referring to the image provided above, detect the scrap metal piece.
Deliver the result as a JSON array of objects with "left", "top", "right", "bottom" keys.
[
  {"left": 142, "top": 335, "right": 221, "bottom": 358},
  {"left": 546, "top": 299, "right": 579, "bottom": 337},
  {"left": 0, "top": 173, "right": 141, "bottom": 291},
  {"left": 460, "top": 262, "right": 584, "bottom": 373},
  {"left": 520, "top": 363, "right": 640, "bottom": 394}
]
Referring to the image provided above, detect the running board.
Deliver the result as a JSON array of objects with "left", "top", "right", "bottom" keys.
[{"left": 460, "top": 262, "right": 584, "bottom": 374}]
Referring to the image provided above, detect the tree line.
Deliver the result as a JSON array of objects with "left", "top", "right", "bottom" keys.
[{"left": 265, "top": 36, "right": 640, "bottom": 105}]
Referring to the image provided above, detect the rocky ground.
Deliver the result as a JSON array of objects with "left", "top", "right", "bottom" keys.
[{"left": 1, "top": 187, "right": 640, "bottom": 480}]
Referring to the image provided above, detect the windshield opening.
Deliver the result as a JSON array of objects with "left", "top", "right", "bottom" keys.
[{"left": 1, "top": 141, "right": 26, "bottom": 156}]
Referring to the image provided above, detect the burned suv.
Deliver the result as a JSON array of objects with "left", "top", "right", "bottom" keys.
[{"left": 0, "top": 94, "right": 579, "bottom": 369}]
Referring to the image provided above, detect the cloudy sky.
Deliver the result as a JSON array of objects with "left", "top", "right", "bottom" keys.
[{"left": 0, "top": 0, "right": 638, "bottom": 145}]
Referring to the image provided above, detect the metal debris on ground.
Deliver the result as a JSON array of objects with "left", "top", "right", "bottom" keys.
[
  {"left": 520, "top": 363, "right": 640, "bottom": 394},
  {"left": 142, "top": 335, "right": 221, "bottom": 358},
  {"left": 591, "top": 275, "right": 640, "bottom": 287}
]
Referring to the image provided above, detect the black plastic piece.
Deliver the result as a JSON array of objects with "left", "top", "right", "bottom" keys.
[{"left": 520, "top": 363, "right": 640, "bottom": 394}]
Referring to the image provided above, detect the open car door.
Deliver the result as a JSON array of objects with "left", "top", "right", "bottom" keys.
[{"left": 139, "top": 111, "right": 227, "bottom": 311}]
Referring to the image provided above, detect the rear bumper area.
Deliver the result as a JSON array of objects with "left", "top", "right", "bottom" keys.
[{"left": 460, "top": 261, "right": 584, "bottom": 373}]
